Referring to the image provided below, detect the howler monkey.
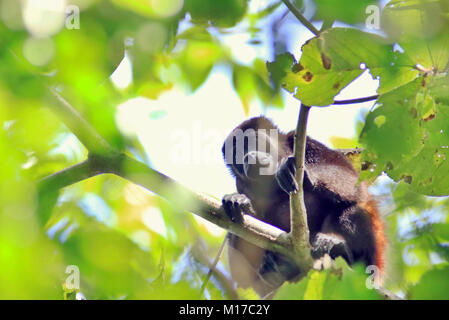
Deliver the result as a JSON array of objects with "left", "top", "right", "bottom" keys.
[{"left": 222, "top": 116, "right": 386, "bottom": 297}]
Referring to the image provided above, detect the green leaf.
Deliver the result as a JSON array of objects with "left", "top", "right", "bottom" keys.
[
  {"left": 361, "top": 75, "right": 449, "bottom": 195},
  {"left": 267, "top": 52, "right": 296, "bottom": 91},
  {"left": 275, "top": 262, "right": 381, "bottom": 300},
  {"left": 409, "top": 266, "right": 449, "bottom": 299},
  {"left": 184, "top": 0, "right": 248, "bottom": 28},
  {"left": 274, "top": 271, "right": 310, "bottom": 300},
  {"left": 111, "top": 0, "right": 184, "bottom": 18},
  {"left": 303, "top": 270, "right": 327, "bottom": 300},
  {"left": 267, "top": 28, "right": 418, "bottom": 106},
  {"left": 432, "top": 223, "right": 449, "bottom": 241},
  {"left": 314, "top": 0, "right": 378, "bottom": 25},
  {"left": 382, "top": 0, "right": 449, "bottom": 72},
  {"left": 232, "top": 64, "right": 256, "bottom": 115},
  {"left": 165, "top": 32, "right": 222, "bottom": 92},
  {"left": 37, "top": 189, "right": 59, "bottom": 227},
  {"left": 322, "top": 262, "right": 381, "bottom": 300},
  {"left": 61, "top": 220, "right": 157, "bottom": 298}
]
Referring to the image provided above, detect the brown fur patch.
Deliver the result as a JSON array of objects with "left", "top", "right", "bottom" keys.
[{"left": 359, "top": 197, "right": 387, "bottom": 273}]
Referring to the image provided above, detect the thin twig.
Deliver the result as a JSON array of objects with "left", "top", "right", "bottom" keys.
[
  {"left": 38, "top": 159, "right": 94, "bottom": 192},
  {"left": 333, "top": 94, "right": 379, "bottom": 105},
  {"left": 8, "top": 49, "right": 116, "bottom": 157},
  {"left": 200, "top": 237, "right": 228, "bottom": 297},
  {"left": 49, "top": 89, "right": 118, "bottom": 157},
  {"left": 192, "top": 241, "right": 239, "bottom": 300},
  {"left": 280, "top": 0, "right": 320, "bottom": 36}
]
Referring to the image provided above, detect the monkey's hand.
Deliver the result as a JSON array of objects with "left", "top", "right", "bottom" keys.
[
  {"left": 311, "top": 233, "right": 354, "bottom": 265},
  {"left": 275, "top": 156, "right": 298, "bottom": 193},
  {"left": 222, "top": 193, "right": 255, "bottom": 224}
]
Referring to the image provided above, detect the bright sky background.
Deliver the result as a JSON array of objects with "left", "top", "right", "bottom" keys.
[{"left": 115, "top": 68, "right": 379, "bottom": 198}]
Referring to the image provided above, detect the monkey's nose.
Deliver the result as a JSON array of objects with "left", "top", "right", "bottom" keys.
[{"left": 243, "top": 151, "right": 275, "bottom": 178}]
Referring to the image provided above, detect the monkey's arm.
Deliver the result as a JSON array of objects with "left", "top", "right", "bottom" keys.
[
  {"left": 276, "top": 156, "right": 356, "bottom": 264},
  {"left": 276, "top": 157, "right": 379, "bottom": 266},
  {"left": 276, "top": 154, "right": 359, "bottom": 203}
]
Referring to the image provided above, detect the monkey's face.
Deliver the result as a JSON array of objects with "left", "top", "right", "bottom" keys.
[
  {"left": 223, "top": 128, "right": 282, "bottom": 182},
  {"left": 242, "top": 150, "right": 277, "bottom": 180}
]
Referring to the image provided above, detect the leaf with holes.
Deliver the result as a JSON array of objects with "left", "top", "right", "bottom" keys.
[
  {"left": 267, "top": 28, "right": 418, "bottom": 106},
  {"left": 360, "top": 75, "right": 449, "bottom": 196}
]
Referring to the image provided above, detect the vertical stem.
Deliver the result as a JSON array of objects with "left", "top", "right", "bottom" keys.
[
  {"left": 280, "top": 0, "right": 320, "bottom": 36},
  {"left": 290, "top": 104, "right": 312, "bottom": 261},
  {"left": 320, "top": 19, "right": 334, "bottom": 32}
]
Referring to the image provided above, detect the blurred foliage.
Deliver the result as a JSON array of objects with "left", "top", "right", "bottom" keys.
[
  {"left": 185, "top": 0, "right": 248, "bottom": 28},
  {"left": 314, "top": 0, "right": 379, "bottom": 25},
  {"left": 1, "top": 0, "right": 449, "bottom": 300},
  {"left": 275, "top": 261, "right": 381, "bottom": 300}
]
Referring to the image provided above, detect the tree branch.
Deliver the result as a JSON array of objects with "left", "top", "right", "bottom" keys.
[
  {"left": 48, "top": 88, "right": 118, "bottom": 157},
  {"left": 118, "top": 155, "right": 294, "bottom": 253},
  {"left": 195, "top": 239, "right": 235, "bottom": 299},
  {"left": 38, "top": 153, "right": 292, "bottom": 258},
  {"left": 332, "top": 94, "right": 379, "bottom": 105},
  {"left": 280, "top": 0, "right": 320, "bottom": 36},
  {"left": 288, "top": 103, "right": 314, "bottom": 270},
  {"left": 7, "top": 49, "right": 116, "bottom": 157},
  {"left": 38, "top": 159, "right": 95, "bottom": 192}
]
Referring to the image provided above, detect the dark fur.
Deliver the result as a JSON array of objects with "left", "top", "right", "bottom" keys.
[{"left": 222, "top": 116, "right": 386, "bottom": 297}]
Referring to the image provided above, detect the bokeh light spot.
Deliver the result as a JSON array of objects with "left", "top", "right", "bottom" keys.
[
  {"left": 136, "top": 22, "right": 168, "bottom": 53},
  {"left": 150, "top": 0, "right": 184, "bottom": 18},
  {"left": 23, "top": 36, "right": 55, "bottom": 66},
  {"left": 22, "top": 0, "right": 66, "bottom": 36}
]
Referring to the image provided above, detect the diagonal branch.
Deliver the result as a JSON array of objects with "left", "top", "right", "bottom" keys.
[
  {"left": 280, "top": 0, "right": 320, "bottom": 36},
  {"left": 38, "top": 159, "right": 94, "bottom": 192},
  {"left": 8, "top": 49, "right": 116, "bottom": 157},
  {"left": 112, "top": 155, "right": 293, "bottom": 255},
  {"left": 48, "top": 88, "right": 118, "bottom": 157},
  {"left": 38, "top": 153, "right": 292, "bottom": 259}
]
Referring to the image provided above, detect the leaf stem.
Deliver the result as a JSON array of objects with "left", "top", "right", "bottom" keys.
[
  {"left": 333, "top": 94, "right": 379, "bottom": 105},
  {"left": 280, "top": 0, "right": 320, "bottom": 36}
]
